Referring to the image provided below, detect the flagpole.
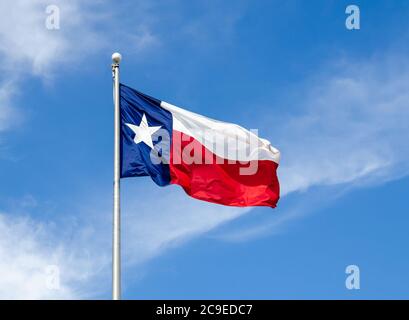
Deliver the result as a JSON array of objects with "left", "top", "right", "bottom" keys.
[{"left": 112, "top": 52, "right": 122, "bottom": 300}]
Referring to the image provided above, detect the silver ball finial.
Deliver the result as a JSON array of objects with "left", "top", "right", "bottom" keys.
[{"left": 112, "top": 52, "right": 122, "bottom": 64}]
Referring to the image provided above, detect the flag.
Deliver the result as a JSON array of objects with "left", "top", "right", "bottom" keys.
[{"left": 120, "top": 83, "right": 280, "bottom": 207}]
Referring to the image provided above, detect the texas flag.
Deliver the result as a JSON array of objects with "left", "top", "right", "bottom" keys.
[{"left": 120, "top": 84, "right": 280, "bottom": 208}]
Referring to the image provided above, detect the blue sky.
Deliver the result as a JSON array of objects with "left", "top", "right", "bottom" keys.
[{"left": 1, "top": 0, "right": 409, "bottom": 299}]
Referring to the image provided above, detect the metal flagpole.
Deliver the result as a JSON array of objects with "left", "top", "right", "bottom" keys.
[{"left": 112, "top": 52, "right": 122, "bottom": 300}]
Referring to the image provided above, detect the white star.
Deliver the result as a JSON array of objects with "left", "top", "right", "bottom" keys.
[{"left": 125, "top": 114, "right": 162, "bottom": 149}]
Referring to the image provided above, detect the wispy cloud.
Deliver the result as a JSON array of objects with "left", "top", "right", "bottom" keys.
[
  {"left": 0, "top": 184, "right": 248, "bottom": 299},
  {"left": 0, "top": 0, "right": 161, "bottom": 74},
  {"left": 0, "top": 211, "right": 98, "bottom": 299},
  {"left": 0, "top": 1, "right": 99, "bottom": 76},
  {"left": 0, "top": 80, "right": 18, "bottom": 132},
  {"left": 275, "top": 55, "right": 409, "bottom": 196},
  {"left": 0, "top": 0, "right": 160, "bottom": 137},
  {"left": 0, "top": 0, "right": 98, "bottom": 138}
]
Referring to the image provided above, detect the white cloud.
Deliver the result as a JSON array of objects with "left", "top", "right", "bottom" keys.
[
  {"left": 0, "top": 184, "right": 247, "bottom": 299},
  {"left": 0, "top": 0, "right": 99, "bottom": 137},
  {"left": 0, "top": 196, "right": 115, "bottom": 299},
  {"left": 0, "top": 0, "right": 159, "bottom": 77},
  {"left": 273, "top": 56, "right": 409, "bottom": 196},
  {"left": 0, "top": 0, "right": 159, "bottom": 136},
  {"left": 0, "top": 1, "right": 99, "bottom": 76},
  {"left": 0, "top": 213, "right": 84, "bottom": 299},
  {"left": 0, "top": 80, "right": 18, "bottom": 132}
]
